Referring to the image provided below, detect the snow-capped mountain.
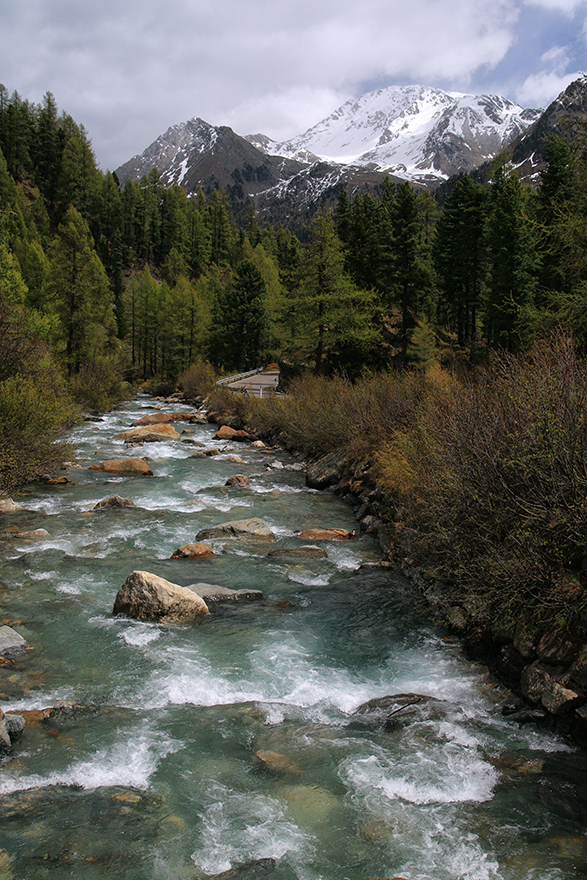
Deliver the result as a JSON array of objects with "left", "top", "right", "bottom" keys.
[
  {"left": 115, "top": 83, "right": 544, "bottom": 229},
  {"left": 116, "top": 117, "right": 307, "bottom": 195},
  {"left": 248, "top": 85, "right": 541, "bottom": 184}
]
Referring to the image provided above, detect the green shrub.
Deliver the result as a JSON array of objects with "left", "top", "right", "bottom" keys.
[{"left": 0, "top": 361, "right": 79, "bottom": 492}]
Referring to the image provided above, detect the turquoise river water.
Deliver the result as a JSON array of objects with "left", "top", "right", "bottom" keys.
[{"left": 0, "top": 395, "right": 587, "bottom": 880}]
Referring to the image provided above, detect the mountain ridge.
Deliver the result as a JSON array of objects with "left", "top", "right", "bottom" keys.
[{"left": 114, "top": 82, "right": 567, "bottom": 229}]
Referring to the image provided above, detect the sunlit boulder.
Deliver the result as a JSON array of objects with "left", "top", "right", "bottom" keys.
[{"left": 113, "top": 570, "right": 209, "bottom": 622}]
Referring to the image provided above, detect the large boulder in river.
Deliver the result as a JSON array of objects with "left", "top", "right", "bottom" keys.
[
  {"left": 89, "top": 458, "right": 153, "bottom": 476},
  {"left": 196, "top": 517, "right": 274, "bottom": 540},
  {"left": 113, "top": 571, "right": 209, "bottom": 622},
  {"left": 114, "top": 424, "right": 180, "bottom": 443}
]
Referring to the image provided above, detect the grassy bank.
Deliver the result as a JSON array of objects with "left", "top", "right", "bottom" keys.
[{"left": 208, "top": 335, "right": 587, "bottom": 634}]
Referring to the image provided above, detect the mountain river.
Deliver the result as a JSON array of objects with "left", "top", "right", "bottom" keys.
[{"left": 1, "top": 395, "right": 587, "bottom": 880}]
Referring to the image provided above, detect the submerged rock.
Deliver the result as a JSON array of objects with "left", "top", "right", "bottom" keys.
[
  {"left": 94, "top": 495, "right": 136, "bottom": 510},
  {"left": 207, "top": 859, "right": 277, "bottom": 880},
  {"left": 196, "top": 518, "right": 274, "bottom": 540},
  {"left": 254, "top": 749, "right": 302, "bottom": 776},
  {"left": 113, "top": 570, "right": 209, "bottom": 622},
  {"left": 89, "top": 458, "right": 153, "bottom": 476},
  {"left": 267, "top": 545, "right": 328, "bottom": 560},
  {"left": 350, "top": 693, "right": 442, "bottom": 730}
]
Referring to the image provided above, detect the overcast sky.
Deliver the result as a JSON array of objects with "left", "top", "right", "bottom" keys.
[{"left": 1, "top": 0, "right": 586, "bottom": 171}]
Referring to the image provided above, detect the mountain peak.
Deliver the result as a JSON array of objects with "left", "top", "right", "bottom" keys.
[{"left": 249, "top": 84, "right": 541, "bottom": 183}]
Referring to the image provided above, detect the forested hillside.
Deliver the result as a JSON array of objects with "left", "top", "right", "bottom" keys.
[{"left": 1, "top": 84, "right": 587, "bottom": 492}]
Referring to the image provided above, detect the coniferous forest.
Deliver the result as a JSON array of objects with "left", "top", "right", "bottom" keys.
[{"left": 3, "top": 85, "right": 587, "bottom": 627}]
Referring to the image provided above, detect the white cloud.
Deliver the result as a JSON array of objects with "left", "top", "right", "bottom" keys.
[
  {"left": 524, "top": 0, "right": 586, "bottom": 12},
  {"left": 515, "top": 69, "right": 582, "bottom": 105}
]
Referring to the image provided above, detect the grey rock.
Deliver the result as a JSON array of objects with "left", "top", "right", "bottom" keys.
[
  {"left": 306, "top": 451, "right": 351, "bottom": 490},
  {"left": 192, "top": 584, "right": 264, "bottom": 603},
  {"left": 0, "top": 625, "right": 29, "bottom": 659},
  {"left": 113, "top": 570, "right": 209, "bottom": 622},
  {"left": 196, "top": 518, "right": 274, "bottom": 540}
]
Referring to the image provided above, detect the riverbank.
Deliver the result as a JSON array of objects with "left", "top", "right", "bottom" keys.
[{"left": 198, "top": 343, "right": 587, "bottom": 749}]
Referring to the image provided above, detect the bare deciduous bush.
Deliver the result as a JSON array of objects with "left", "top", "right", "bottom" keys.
[
  {"left": 379, "top": 333, "right": 587, "bottom": 620},
  {"left": 179, "top": 362, "right": 217, "bottom": 400}
]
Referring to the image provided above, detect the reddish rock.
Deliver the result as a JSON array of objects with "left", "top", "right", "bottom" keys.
[
  {"left": 131, "top": 412, "right": 194, "bottom": 426},
  {"left": 170, "top": 543, "right": 216, "bottom": 560},
  {"left": 89, "top": 458, "right": 153, "bottom": 476},
  {"left": 297, "top": 528, "right": 351, "bottom": 541},
  {"left": 214, "top": 425, "right": 248, "bottom": 442},
  {"left": 114, "top": 424, "right": 180, "bottom": 442}
]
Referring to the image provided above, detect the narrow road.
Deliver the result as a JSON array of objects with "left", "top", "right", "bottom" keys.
[{"left": 223, "top": 369, "right": 280, "bottom": 398}]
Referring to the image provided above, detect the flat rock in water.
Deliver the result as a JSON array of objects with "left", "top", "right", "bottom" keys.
[
  {"left": 94, "top": 495, "right": 135, "bottom": 510},
  {"left": 297, "top": 528, "right": 351, "bottom": 541},
  {"left": 12, "top": 529, "right": 49, "bottom": 538},
  {"left": 89, "top": 458, "right": 153, "bottom": 476},
  {"left": 0, "top": 625, "right": 29, "bottom": 658},
  {"left": 170, "top": 542, "right": 216, "bottom": 559},
  {"left": 197, "top": 517, "right": 274, "bottom": 540},
  {"left": 267, "top": 545, "right": 328, "bottom": 560},
  {"left": 114, "top": 424, "right": 180, "bottom": 442},
  {"left": 113, "top": 570, "right": 209, "bottom": 622},
  {"left": 192, "top": 584, "right": 264, "bottom": 603}
]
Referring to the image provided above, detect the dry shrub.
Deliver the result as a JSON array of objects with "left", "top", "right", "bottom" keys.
[
  {"left": 179, "top": 362, "right": 216, "bottom": 400},
  {"left": 379, "top": 333, "right": 587, "bottom": 619}
]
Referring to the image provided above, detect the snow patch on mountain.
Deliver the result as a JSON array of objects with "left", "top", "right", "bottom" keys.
[{"left": 249, "top": 85, "right": 541, "bottom": 184}]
